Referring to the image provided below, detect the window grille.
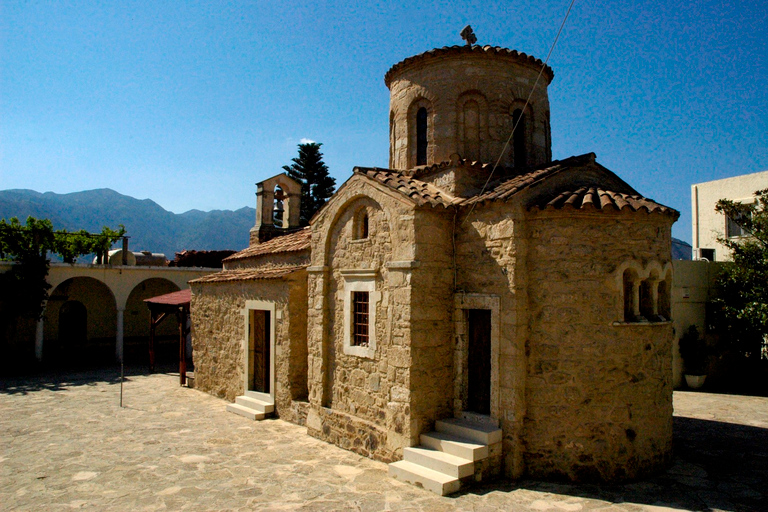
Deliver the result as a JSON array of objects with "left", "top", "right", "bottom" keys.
[{"left": 352, "top": 291, "right": 369, "bottom": 346}]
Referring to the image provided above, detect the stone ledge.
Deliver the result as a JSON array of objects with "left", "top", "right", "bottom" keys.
[
  {"left": 386, "top": 260, "right": 421, "bottom": 269},
  {"left": 611, "top": 320, "right": 672, "bottom": 327}
]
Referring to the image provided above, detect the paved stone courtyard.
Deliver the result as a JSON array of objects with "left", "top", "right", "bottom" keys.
[{"left": 2, "top": 368, "right": 767, "bottom": 511}]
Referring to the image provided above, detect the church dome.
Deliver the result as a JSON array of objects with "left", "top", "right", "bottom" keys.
[{"left": 385, "top": 43, "right": 554, "bottom": 170}]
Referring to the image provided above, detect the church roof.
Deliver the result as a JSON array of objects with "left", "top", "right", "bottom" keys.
[
  {"left": 189, "top": 265, "right": 307, "bottom": 284},
  {"left": 354, "top": 167, "right": 463, "bottom": 208},
  {"left": 223, "top": 226, "right": 311, "bottom": 262},
  {"left": 529, "top": 187, "right": 676, "bottom": 215},
  {"left": 384, "top": 45, "right": 554, "bottom": 87},
  {"left": 353, "top": 153, "right": 678, "bottom": 218}
]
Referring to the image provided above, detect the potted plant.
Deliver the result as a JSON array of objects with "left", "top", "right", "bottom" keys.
[{"left": 679, "top": 325, "right": 708, "bottom": 389}]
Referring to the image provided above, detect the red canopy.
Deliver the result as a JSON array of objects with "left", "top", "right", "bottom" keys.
[{"left": 144, "top": 288, "right": 191, "bottom": 307}]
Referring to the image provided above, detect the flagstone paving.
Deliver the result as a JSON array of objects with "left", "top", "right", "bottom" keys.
[{"left": 1, "top": 368, "right": 766, "bottom": 511}]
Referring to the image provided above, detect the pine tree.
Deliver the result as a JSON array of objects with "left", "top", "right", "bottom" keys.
[{"left": 282, "top": 142, "right": 336, "bottom": 225}]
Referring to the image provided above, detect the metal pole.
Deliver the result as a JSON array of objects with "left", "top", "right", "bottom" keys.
[{"left": 120, "top": 360, "right": 124, "bottom": 407}]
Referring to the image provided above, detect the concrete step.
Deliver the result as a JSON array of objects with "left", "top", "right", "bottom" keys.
[
  {"left": 235, "top": 395, "right": 274, "bottom": 413},
  {"left": 436, "top": 417, "right": 502, "bottom": 445},
  {"left": 226, "top": 402, "right": 266, "bottom": 421},
  {"left": 420, "top": 431, "right": 489, "bottom": 461},
  {"left": 388, "top": 460, "right": 461, "bottom": 496},
  {"left": 403, "top": 446, "right": 473, "bottom": 478}
]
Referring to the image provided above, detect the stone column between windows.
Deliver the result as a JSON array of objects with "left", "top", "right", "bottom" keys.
[
  {"left": 631, "top": 281, "right": 641, "bottom": 319},
  {"left": 650, "top": 279, "right": 660, "bottom": 317}
]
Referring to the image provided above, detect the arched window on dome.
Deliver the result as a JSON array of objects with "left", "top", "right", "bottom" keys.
[
  {"left": 512, "top": 108, "right": 527, "bottom": 168},
  {"left": 463, "top": 100, "right": 480, "bottom": 162},
  {"left": 416, "top": 107, "right": 428, "bottom": 165}
]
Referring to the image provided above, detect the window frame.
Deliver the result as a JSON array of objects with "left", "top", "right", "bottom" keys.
[{"left": 341, "top": 270, "right": 379, "bottom": 358}]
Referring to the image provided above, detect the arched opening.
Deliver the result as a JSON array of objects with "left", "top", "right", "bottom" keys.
[
  {"left": 354, "top": 207, "right": 369, "bottom": 240},
  {"left": 463, "top": 100, "right": 480, "bottom": 162},
  {"left": 58, "top": 300, "right": 87, "bottom": 360},
  {"left": 125, "top": 278, "right": 181, "bottom": 364},
  {"left": 512, "top": 108, "right": 527, "bottom": 168},
  {"left": 623, "top": 269, "right": 638, "bottom": 322},
  {"left": 45, "top": 277, "right": 117, "bottom": 366},
  {"left": 658, "top": 274, "right": 672, "bottom": 320},
  {"left": 416, "top": 107, "right": 428, "bottom": 165},
  {"left": 639, "top": 280, "right": 654, "bottom": 320},
  {"left": 273, "top": 185, "right": 285, "bottom": 228}
]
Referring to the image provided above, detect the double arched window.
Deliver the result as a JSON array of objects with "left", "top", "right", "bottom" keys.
[{"left": 619, "top": 262, "right": 672, "bottom": 323}]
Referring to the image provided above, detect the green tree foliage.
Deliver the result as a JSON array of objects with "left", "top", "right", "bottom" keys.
[
  {"left": 710, "top": 189, "right": 768, "bottom": 360},
  {"left": 0, "top": 217, "right": 125, "bottom": 319},
  {"left": 282, "top": 142, "right": 336, "bottom": 225}
]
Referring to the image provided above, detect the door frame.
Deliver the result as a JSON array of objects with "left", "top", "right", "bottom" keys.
[
  {"left": 453, "top": 294, "right": 500, "bottom": 420},
  {"left": 242, "top": 300, "right": 277, "bottom": 403}
]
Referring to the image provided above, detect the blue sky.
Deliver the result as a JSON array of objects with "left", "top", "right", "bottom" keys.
[{"left": 1, "top": 1, "right": 766, "bottom": 243}]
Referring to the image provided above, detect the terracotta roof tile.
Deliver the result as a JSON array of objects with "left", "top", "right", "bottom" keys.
[
  {"left": 458, "top": 154, "right": 595, "bottom": 205},
  {"left": 384, "top": 45, "right": 554, "bottom": 87},
  {"left": 223, "top": 227, "right": 311, "bottom": 262},
  {"left": 530, "top": 187, "right": 677, "bottom": 216},
  {"left": 189, "top": 265, "right": 307, "bottom": 284},
  {"left": 354, "top": 153, "right": 677, "bottom": 218},
  {"left": 144, "top": 288, "right": 191, "bottom": 306},
  {"left": 354, "top": 167, "right": 462, "bottom": 207}
]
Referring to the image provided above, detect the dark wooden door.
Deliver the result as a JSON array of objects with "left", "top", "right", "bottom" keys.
[
  {"left": 251, "top": 310, "right": 270, "bottom": 393},
  {"left": 467, "top": 309, "right": 491, "bottom": 415}
]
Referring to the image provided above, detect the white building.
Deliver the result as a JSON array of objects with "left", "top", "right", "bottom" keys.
[{"left": 691, "top": 169, "right": 768, "bottom": 261}]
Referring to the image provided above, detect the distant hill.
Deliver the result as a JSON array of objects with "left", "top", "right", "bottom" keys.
[
  {"left": 672, "top": 238, "right": 692, "bottom": 260},
  {"left": 0, "top": 189, "right": 254, "bottom": 258}
]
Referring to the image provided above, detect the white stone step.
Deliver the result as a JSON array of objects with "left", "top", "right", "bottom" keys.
[
  {"left": 226, "top": 402, "right": 266, "bottom": 421},
  {"left": 420, "top": 431, "right": 489, "bottom": 461},
  {"left": 403, "top": 446, "right": 474, "bottom": 478},
  {"left": 436, "top": 417, "right": 502, "bottom": 445},
  {"left": 235, "top": 395, "right": 274, "bottom": 413},
  {"left": 388, "top": 460, "right": 461, "bottom": 496}
]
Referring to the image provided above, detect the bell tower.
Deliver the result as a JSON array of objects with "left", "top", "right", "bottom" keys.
[{"left": 250, "top": 173, "right": 302, "bottom": 244}]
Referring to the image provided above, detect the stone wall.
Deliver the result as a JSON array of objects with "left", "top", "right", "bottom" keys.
[
  {"left": 306, "top": 177, "right": 417, "bottom": 461},
  {"left": 523, "top": 210, "right": 674, "bottom": 481},
  {"left": 455, "top": 201, "right": 528, "bottom": 478},
  {"left": 190, "top": 273, "right": 308, "bottom": 426},
  {"left": 408, "top": 208, "right": 455, "bottom": 443}
]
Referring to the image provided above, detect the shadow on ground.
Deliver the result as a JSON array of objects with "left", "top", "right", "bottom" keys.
[
  {"left": 457, "top": 417, "right": 768, "bottom": 511},
  {"left": 0, "top": 363, "right": 183, "bottom": 395}
]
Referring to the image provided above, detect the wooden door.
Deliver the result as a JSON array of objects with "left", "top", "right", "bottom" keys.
[
  {"left": 467, "top": 309, "right": 491, "bottom": 415},
  {"left": 250, "top": 310, "right": 270, "bottom": 393}
]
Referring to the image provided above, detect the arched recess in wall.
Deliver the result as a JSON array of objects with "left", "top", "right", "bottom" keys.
[
  {"left": 456, "top": 91, "right": 489, "bottom": 163},
  {"left": 408, "top": 98, "right": 434, "bottom": 167},
  {"left": 319, "top": 193, "right": 391, "bottom": 408},
  {"left": 45, "top": 277, "right": 117, "bottom": 364},
  {"left": 124, "top": 278, "right": 181, "bottom": 362}
]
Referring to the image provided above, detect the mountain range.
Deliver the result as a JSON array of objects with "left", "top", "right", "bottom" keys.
[
  {"left": 0, "top": 188, "right": 693, "bottom": 261},
  {"left": 0, "top": 189, "right": 255, "bottom": 258}
]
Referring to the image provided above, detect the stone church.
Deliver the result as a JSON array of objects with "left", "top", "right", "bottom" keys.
[{"left": 190, "top": 38, "right": 678, "bottom": 495}]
